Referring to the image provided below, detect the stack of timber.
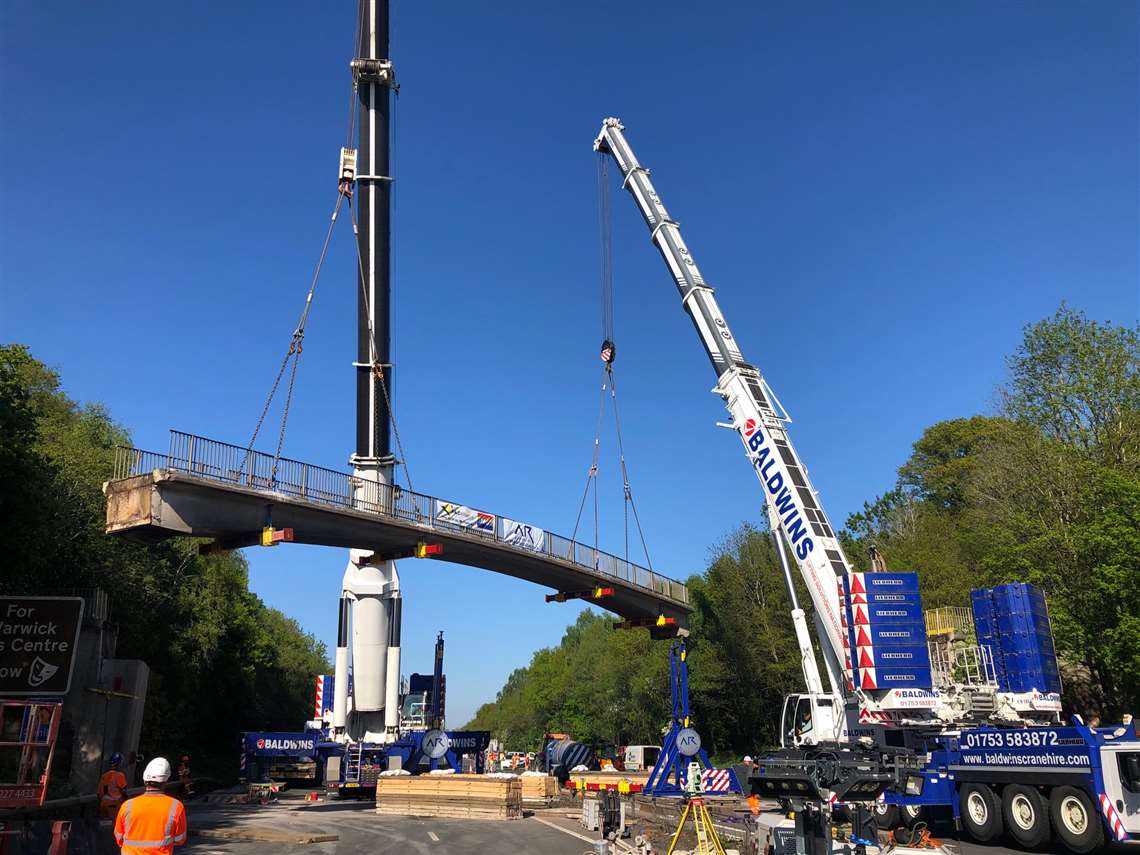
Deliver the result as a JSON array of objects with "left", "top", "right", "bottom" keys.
[
  {"left": 375, "top": 774, "right": 522, "bottom": 820},
  {"left": 519, "top": 773, "right": 559, "bottom": 804}
]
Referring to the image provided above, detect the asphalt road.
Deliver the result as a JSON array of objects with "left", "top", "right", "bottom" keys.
[
  {"left": 173, "top": 796, "right": 1121, "bottom": 855},
  {"left": 182, "top": 802, "right": 599, "bottom": 855}
]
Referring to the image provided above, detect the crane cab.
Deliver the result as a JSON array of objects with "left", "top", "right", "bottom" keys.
[{"left": 780, "top": 694, "right": 842, "bottom": 748}]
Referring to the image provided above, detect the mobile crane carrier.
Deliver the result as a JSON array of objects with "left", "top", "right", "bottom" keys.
[{"left": 593, "top": 117, "right": 1139, "bottom": 854}]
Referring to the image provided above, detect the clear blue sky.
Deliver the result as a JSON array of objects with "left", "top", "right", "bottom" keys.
[{"left": 3, "top": 1, "right": 1137, "bottom": 728}]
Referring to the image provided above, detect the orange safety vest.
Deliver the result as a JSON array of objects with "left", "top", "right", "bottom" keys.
[
  {"left": 114, "top": 792, "right": 187, "bottom": 854},
  {"left": 99, "top": 769, "right": 127, "bottom": 803}
]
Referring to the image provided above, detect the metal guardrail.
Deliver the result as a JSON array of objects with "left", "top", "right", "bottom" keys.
[
  {"left": 111, "top": 431, "right": 689, "bottom": 606},
  {"left": 925, "top": 606, "right": 974, "bottom": 637}
]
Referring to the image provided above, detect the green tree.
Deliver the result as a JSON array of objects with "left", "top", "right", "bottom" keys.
[
  {"left": 897, "top": 417, "right": 1016, "bottom": 513},
  {"left": 470, "top": 304, "right": 1140, "bottom": 752},
  {"left": 686, "top": 525, "right": 806, "bottom": 753},
  {"left": 1001, "top": 305, "right": 1140, "bottom": 471},
  {"left": 966, "top": 429, "right": 1140, "bottom": 715},
  {"left": 466, "top": 612, "right": 669, "bottom": 752},
  {"left": 0, "top": 344, "right": 330, "bottom": 779}
]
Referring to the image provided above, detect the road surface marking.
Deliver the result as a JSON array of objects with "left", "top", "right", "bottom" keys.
[
  {"left": 532, "top": 816, "right": 596, "bottom": 844},
  {"left": 428, "top": 831, "right": 440, "bottom": 842}
]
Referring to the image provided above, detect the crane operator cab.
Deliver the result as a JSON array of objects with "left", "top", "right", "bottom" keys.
[{"left": 780, "top": 694, "right": 840, "bottom": 747}]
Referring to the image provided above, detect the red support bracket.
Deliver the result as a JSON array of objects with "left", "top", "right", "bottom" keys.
[
  {"left": 545, "top": 586, "right": 615, "bottom": 604},
  {"left": 375, "top": 542, "right": 444, "bottom": 562},
  {"left": 260, "top": 527, "right": 295, "bottom": 547}
]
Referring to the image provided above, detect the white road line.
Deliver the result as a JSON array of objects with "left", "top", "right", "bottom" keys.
[
  {"left": 532, "top": 815, "right": 597, "bottom": 844},
  {"left": 427, "top": 830, "right": 440, "bottom": 842}
]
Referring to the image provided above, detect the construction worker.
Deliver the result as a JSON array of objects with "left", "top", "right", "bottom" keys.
[
  {"left": 114, "top": 757, "right": 187, "bottom": 854},
  {"left": 98, "top": 753, "right": 128, "bottom": 819},
  {"left": 177, "top": 755, "right": 194, "bottom": 798},
  {"left": 743, "top": 755, "right": 761, "bottom": 816}
]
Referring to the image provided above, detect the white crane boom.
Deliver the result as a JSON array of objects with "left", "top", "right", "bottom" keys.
[{"left": 593, "top": 117, "right": 855, "bottom": 693}]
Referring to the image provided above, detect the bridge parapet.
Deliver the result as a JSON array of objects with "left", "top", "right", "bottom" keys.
[{"left": 109, "top": 431, "right": 689, "bottom": 610}]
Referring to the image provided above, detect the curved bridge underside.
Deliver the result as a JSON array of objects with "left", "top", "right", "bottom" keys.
[{"left": 104, "top": 433, "right": 690, "bottom": 632}]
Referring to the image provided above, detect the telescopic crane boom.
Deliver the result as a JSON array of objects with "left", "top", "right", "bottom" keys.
[{"left": 593, "top": 117, "right": 853, "bottom": 695}]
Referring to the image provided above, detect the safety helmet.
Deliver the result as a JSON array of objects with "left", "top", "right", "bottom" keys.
[
  {"left": 743, "top": 755, "right": 753, "bottom": 764},
  {"left": 143, "top": 756, "right": 172, "bottom": 783},
  {"left": 110, "top": 752, "right": 123, "bottom": 767}
]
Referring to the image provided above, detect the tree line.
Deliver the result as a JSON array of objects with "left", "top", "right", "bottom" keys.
[
  {"left": 466, "top": 307, "right": 1139, "bottom": 756},
  {"left": 0, "top": 344, "right": 330, "bottom": 784}
]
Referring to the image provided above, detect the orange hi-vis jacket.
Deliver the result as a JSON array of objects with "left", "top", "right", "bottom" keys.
[
  {"left": 99, "top": 769, "right": 127, "bottom": 803},
  {"left": 114, "top": 791, "right": 187, "bottom": 854}
]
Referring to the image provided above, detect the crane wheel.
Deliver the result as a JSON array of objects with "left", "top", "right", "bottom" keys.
[
  {"left": 960, "top": 783, "right": 1003, "bottom": 843},
  {"left": 1049, "top": 786, "right": 1104, "bottom": 854},
  {"left": 872, "top": 803, "right": 899, "bottom": 830},
  {"left": 1002, "top": 784, "right": 1051, "bottom": 848}
]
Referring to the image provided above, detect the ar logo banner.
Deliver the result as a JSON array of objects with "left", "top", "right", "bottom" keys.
[
  {"left": 677, "top": 727, "right": 702, "bottom": 757},
  {"left": 28, "top": 657, "right": 59, "bottom": 688},
  {"left": 423, "top": 729, "right": 450, "bottom": 760}
]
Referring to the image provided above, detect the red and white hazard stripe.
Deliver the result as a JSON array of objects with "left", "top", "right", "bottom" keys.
[
  {"left": 314, "top": 676, "right": 325, "bottom": 718},
  {"left": 1099, "top": 793, "right": 1129, "bottom": 841},
  {"left": 858, "top": 709, "right": 892, "bottom": 724},
  {"left": 701, "top": 768, "right": 732, "bottom": 793}
]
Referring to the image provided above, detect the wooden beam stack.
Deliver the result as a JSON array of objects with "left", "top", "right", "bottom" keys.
[
  {"left": 519, "top": 773, "right": 559, "bottom": 804},
  {"left": 375, "top": 774, "right": 522, "bottom": 820}
]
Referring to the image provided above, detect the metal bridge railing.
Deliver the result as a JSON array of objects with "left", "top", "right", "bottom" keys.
[{"left": 112, "top": 431, "right": 689, "bottom": 607}]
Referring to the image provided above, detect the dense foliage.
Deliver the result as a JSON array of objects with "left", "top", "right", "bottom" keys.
[
  {"left": 0, "top": 344, "right": 330, "bottom": 779},
  {"left": 469, "top": 307, "right": 1140, "bottom": 753}
]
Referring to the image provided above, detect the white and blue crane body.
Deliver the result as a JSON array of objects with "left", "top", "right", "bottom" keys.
[{"left": 593, "top": 117, "right": 1139, "bottom": 853}]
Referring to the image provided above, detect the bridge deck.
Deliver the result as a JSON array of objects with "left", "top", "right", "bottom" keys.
[{"left": 104, "top": 432, "right": 690, "bottom": 627}]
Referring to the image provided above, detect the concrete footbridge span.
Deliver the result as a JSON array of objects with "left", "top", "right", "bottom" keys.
[{"left": 104, "top": 431, "right": 691, "bottom": 631}]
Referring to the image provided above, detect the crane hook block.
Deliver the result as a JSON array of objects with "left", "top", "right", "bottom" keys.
[
  {"left": 339, "top": 148, "right": 357, "bottom": 182},
  {"left": 339, "top": 147, "right": 357, "bottom": 197},
  {"left": 600, "top": 339, "right": 616, "bottom": 364}
]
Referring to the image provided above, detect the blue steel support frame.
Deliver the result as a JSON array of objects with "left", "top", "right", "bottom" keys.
[{"left": 644, "top": 640, "right": 726, "bottom": 797}]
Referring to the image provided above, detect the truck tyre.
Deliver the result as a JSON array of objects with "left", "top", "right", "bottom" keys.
[
  {"left": 1050, "top": 786, "right": 1104, "bottom": 854},
  {"left": 901, "top": 804, "right": 923, "bottom": 827},
  {"left": 1002, "top": 784, "right": 1051, "bottom": 848},
  {"left": 960, "top": 783, "right": 1003, "bottom": 843},
  {"left": 872, "top": 803, "right": 899, "bottom": 830}
]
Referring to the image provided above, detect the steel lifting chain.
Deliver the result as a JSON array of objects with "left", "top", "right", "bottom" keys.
[
  {"left": 568, "top": 156, "right": 654, "bottom": 571},
  {"left": 244, "top": 192, "right": 346, "bottom": 483}
]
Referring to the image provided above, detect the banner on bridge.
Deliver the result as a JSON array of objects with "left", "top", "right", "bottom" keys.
[
  {"left": 498, "top": 517, "right": 545, "bottom": 553},
  {"left": 434, "top": 501, "right": 495, "bottom": 535}
]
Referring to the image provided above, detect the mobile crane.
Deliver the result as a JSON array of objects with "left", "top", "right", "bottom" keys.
[{"left": 593, "top": 117, "right": 1139, "bottom": 853}]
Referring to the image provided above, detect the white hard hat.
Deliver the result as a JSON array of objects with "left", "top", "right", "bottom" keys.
[
  {"left": 143, "top": 756, "right": 172, "bottom": 783},
  {"left": 743, "top": 755, "right": 753, "bottom": 764}
]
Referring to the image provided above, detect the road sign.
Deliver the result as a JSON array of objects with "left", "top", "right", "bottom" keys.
[
  {"left": 423, "top": 729, "right": 450, "bottom": 760},
  {"left": 677, "top": 727, "right": 702, "bottom": 757},
  {"left": 0, "top": 597, "right": 84, "bottom": 695}
]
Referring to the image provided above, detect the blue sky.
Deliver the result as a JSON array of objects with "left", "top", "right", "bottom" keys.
[{"left": 3, "top": 1, "right": 1137, "bottom": 728}]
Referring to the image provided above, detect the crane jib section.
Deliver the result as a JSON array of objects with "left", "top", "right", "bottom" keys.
[{"left": 594, "top": 118, "right": 854, "bottom": 689}]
